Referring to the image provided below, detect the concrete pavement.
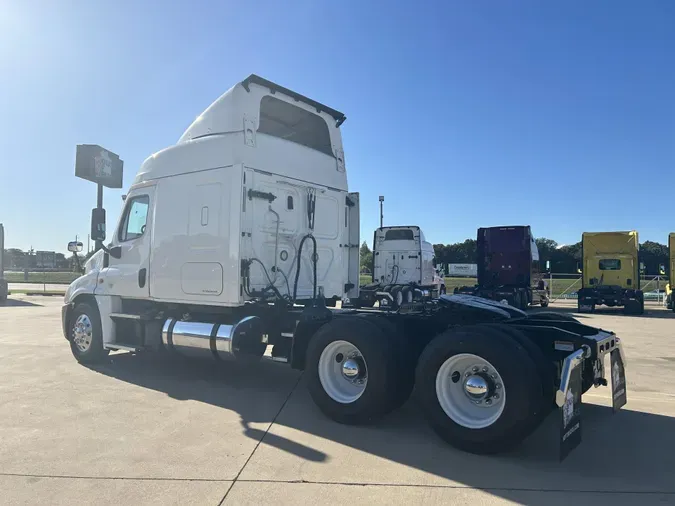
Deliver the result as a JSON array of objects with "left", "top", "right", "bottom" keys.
[{"left": 1, "top": 296, "right": 675, "bottom": 504}]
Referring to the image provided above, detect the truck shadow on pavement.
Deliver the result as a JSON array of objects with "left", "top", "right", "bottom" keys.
[
  {"left": 89, "top": 353, "right": 675, "bottom": 500},
  {"left": 0, "top": 297, "right": 43, "bottom": 307}
]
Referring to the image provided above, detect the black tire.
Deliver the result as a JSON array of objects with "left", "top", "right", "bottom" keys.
[
  {"left": 531, "top": 311, "right": 579, "bottom": 323},
  {"left": 440, "top": 285, "right": 446, "bottom": 296},
  {"left": 357, "top": 315, "right": 415, "bottom": 412},
  {"left": 306, "top": 316, "right": 399, "bottom": 425},
  {"left": 401, "top": 286, "right": 414, "bottom": 304},
  {"left": 540, "top": 298, "right": 549, "bottom": 308},
  {"left": 483, "top": 323, "right": 555, "bottom": 418},
  {"left": 390, "top": 286, "right": 402, "bottom": 309},
  {"left": 69, "top": 303, "right": 109, "bottom": 364},
  {"left": 415, "top": 324, "right": 544, "bottom": 454},
  {"left": 623, "top": 299, "right": 643, "bottom": 315}
]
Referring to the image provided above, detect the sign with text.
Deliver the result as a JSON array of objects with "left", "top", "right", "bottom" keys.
[
  {"left": 75, "top": 144, "right": 123, "bottom": 188},
  {"left": 559, "top": 359, "right": 582, "bottom": 461}
]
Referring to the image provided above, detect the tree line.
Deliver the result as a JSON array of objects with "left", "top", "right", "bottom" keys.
[
  {"left": 2, "top": 248, "right": 96, "bottom": 271},
  {"left": 361, "top": 238, "right": 671, "bottom": 276}
]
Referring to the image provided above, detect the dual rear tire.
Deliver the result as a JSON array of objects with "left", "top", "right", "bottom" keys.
[{"left": 306, "top": 317, "right": 548, "bottom": 454}]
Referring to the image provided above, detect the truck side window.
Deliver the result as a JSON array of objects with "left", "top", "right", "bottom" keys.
[
  {"left": 258, "top": 96, "right": 334, "bottom": 157},
  {"left": 118, "top": 195, "right": 150, "bottom": 242},
  {"left": 384, "top": 229, "right": 414, "bottom": 241},
  {"left": 599, "top": 259, "right": 621, "bottom": 270}
]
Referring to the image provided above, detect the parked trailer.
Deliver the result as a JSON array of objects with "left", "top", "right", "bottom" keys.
[
  {"left": 355, "top": 225, "right": 445, "bottom": 309},
  {"left": 577, "top": 231, "right": 644, "bottom": 315},
  {"left": 455, "top": 226, "right": 549, "bottom": 309},
  {"left": 0, "top": 224, "right": 7, "bottom": 303},
  {"left": 61, "top": 74, "right": 626, "bottom": 457}
]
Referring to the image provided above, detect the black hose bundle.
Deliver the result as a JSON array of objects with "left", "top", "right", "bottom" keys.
[{"left": 292, "top": 234, "right": 318, "bottom": 302}]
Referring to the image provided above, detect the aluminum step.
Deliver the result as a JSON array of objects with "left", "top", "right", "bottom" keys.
[
  {"left": 110, "top": 312, "right": 153, "bottom": 321},
  {"left": 104, "top": 343, "right": 143, "bottom": 352}
]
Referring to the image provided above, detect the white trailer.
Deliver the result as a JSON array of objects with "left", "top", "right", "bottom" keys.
[{"left": 62, "top": 75, "right": 626, "bottom": 457}]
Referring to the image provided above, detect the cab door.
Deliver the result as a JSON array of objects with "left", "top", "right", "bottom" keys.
[{"left": 96, "top": 185, "right": 155, "bottom": 299}]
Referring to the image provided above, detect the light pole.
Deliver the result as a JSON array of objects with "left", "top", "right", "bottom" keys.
[{"left": 379, "top": 195, "right": 384, "bottom": 228}]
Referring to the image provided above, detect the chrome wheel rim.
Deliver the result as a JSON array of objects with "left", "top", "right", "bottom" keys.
[
  {"left": 318, "top": 340, "right": 368, "bottom": 404},
  {"left": 72, "top": 314, "right": 93, "bottom": 352},
  {"left": 435, "top": 353, "right": 505, "bottom": 429}
]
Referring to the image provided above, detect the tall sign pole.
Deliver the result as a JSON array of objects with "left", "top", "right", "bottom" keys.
[
  {"left": 379, "top": 195, "right": 384, "bottom": 228},
  {"left": 96, "top": 184, "right": 104, "bottom": 252},
  {"left": 75, "top": 144, "right": 124, "bottom": 252}
]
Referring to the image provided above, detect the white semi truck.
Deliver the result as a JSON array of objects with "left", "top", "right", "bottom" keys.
[
  {"left": 0, "top": 224, "right": 7, "bottom": 302},
  {"left": 62, "top": 74, "right": 626, "bottom": 456},
  {"left": 355, "top": 225, "right": 445, "bottom": 308}
]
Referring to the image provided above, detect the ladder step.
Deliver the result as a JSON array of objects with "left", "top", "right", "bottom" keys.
[
  {"left": 110, "top": 312, "right": 152, "bottom": 321},
  {"left": 281, "top": 332, "right": 294, "bottom": 338},
  {"left": 104, "top": 343, "right": 142, "bottom": 352}
]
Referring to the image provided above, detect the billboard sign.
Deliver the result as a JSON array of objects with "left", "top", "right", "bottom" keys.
[
  {"left": 448, "top": 263, "right": 478, "bottom": 277},
  {"left": 75, "top": 144, "right": 124, "bottom": 188},
  {"left": 36, "top": 251, "right": 57, "bottom": 269}
]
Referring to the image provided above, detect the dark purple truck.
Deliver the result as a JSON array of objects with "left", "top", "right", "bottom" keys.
[{"left": 455, "top": 226, "right": 549, "bottom": 310}]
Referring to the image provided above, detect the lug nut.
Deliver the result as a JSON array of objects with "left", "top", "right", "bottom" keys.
[
  {"left": 482, "top": 367, "right": 488, "bottom": 373},
  {"left": 496, "top": 383, "right": 501, "bottom": 389},
  {"left": 485, "top": 399, "right": 492, "bottom": 406},
  {"left": 491, "top": 374, "right": 497, "bottom": 379},
  {"left": 472, "top": 366, "right": 479, "bottom": 373},
  {"left": 465, "top": 372, "right": 471, "bottom": 378},
  {"left": 493, "top": 393, "right": 500, "bottom": 400}
]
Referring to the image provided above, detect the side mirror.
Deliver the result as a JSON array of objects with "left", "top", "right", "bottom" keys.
[
  {"left": 640, "top": 262, "right": 646, "bottom": 273},
  {"left": 545, "top": 260, "right": 551, "bottom": 272},
  {"left": 90, "top": 208, "right": 106, "bottom": 242},
  {"left": 576, "top": 262, "right": 582, "bottom": 274},
  {"left": 108, "top": 246, "right": 122, "bottom": 259},
  {"left": 68, "top": 241, "right": 83, "bottom": 253},
  {"left": 659, "top": 264, "right": 665, "bottom": 275}
]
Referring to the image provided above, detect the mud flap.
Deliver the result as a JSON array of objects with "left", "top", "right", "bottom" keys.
[
  {"left": 559, "top": 357, "right": 582, "bottom": 462},
  {"left": 611, "top": 348, "right": 627, "bottom": 412}
]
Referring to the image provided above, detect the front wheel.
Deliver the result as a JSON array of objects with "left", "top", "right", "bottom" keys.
[
  {"left": 69, "top": 303, "right": 109, "bottom": 364},
  {"left": 416, "top": 325, "right": 544, "bottom": 454}
]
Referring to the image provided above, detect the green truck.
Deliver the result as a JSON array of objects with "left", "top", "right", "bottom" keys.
[{"left": 577, "top": 231, "right": 644, "bottom": 314}]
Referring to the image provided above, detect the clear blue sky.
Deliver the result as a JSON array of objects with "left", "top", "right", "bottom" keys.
[{"left": 1, "top": 0, "right": 673, "bottom": 253}]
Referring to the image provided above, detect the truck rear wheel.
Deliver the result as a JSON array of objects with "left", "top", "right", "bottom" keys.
[
  {"left": 69, "top": 303, "right": 109, "bottom": 364},
  {"left": 306, "top": 316, "right": 398, "bottom": 424},
  {"left": 358, "top": 315, "right": 415, "bottom": 412},
  {"left": 415, "top": 325, "right": 543, "bottom": 454}
]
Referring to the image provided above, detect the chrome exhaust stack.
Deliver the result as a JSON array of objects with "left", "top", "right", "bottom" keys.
[{"left": 161, "top": 316, "right": 267, "bottom": 361}]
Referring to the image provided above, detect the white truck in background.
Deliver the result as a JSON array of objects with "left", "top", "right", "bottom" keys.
[
  {"left": 61, "top": 74, "right": 626, "bottom": 457},
  {"left": 354, "top": 225, "right": 446, "bottom": 308},
  {"left": 0, "top": 224, "right": 7, "bottom": 302}
]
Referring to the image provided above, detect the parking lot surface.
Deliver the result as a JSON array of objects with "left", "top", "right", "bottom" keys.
[{"left": 1, "top": 296, "right": 675, "bottom": 505}]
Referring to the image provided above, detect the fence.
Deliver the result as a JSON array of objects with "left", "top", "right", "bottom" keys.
[
  {"left": 5, "top": 270, "right": 79, "bottom": 295},
  {"left": 547, "top": 273, "right": 668, "bottom": 305}
]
